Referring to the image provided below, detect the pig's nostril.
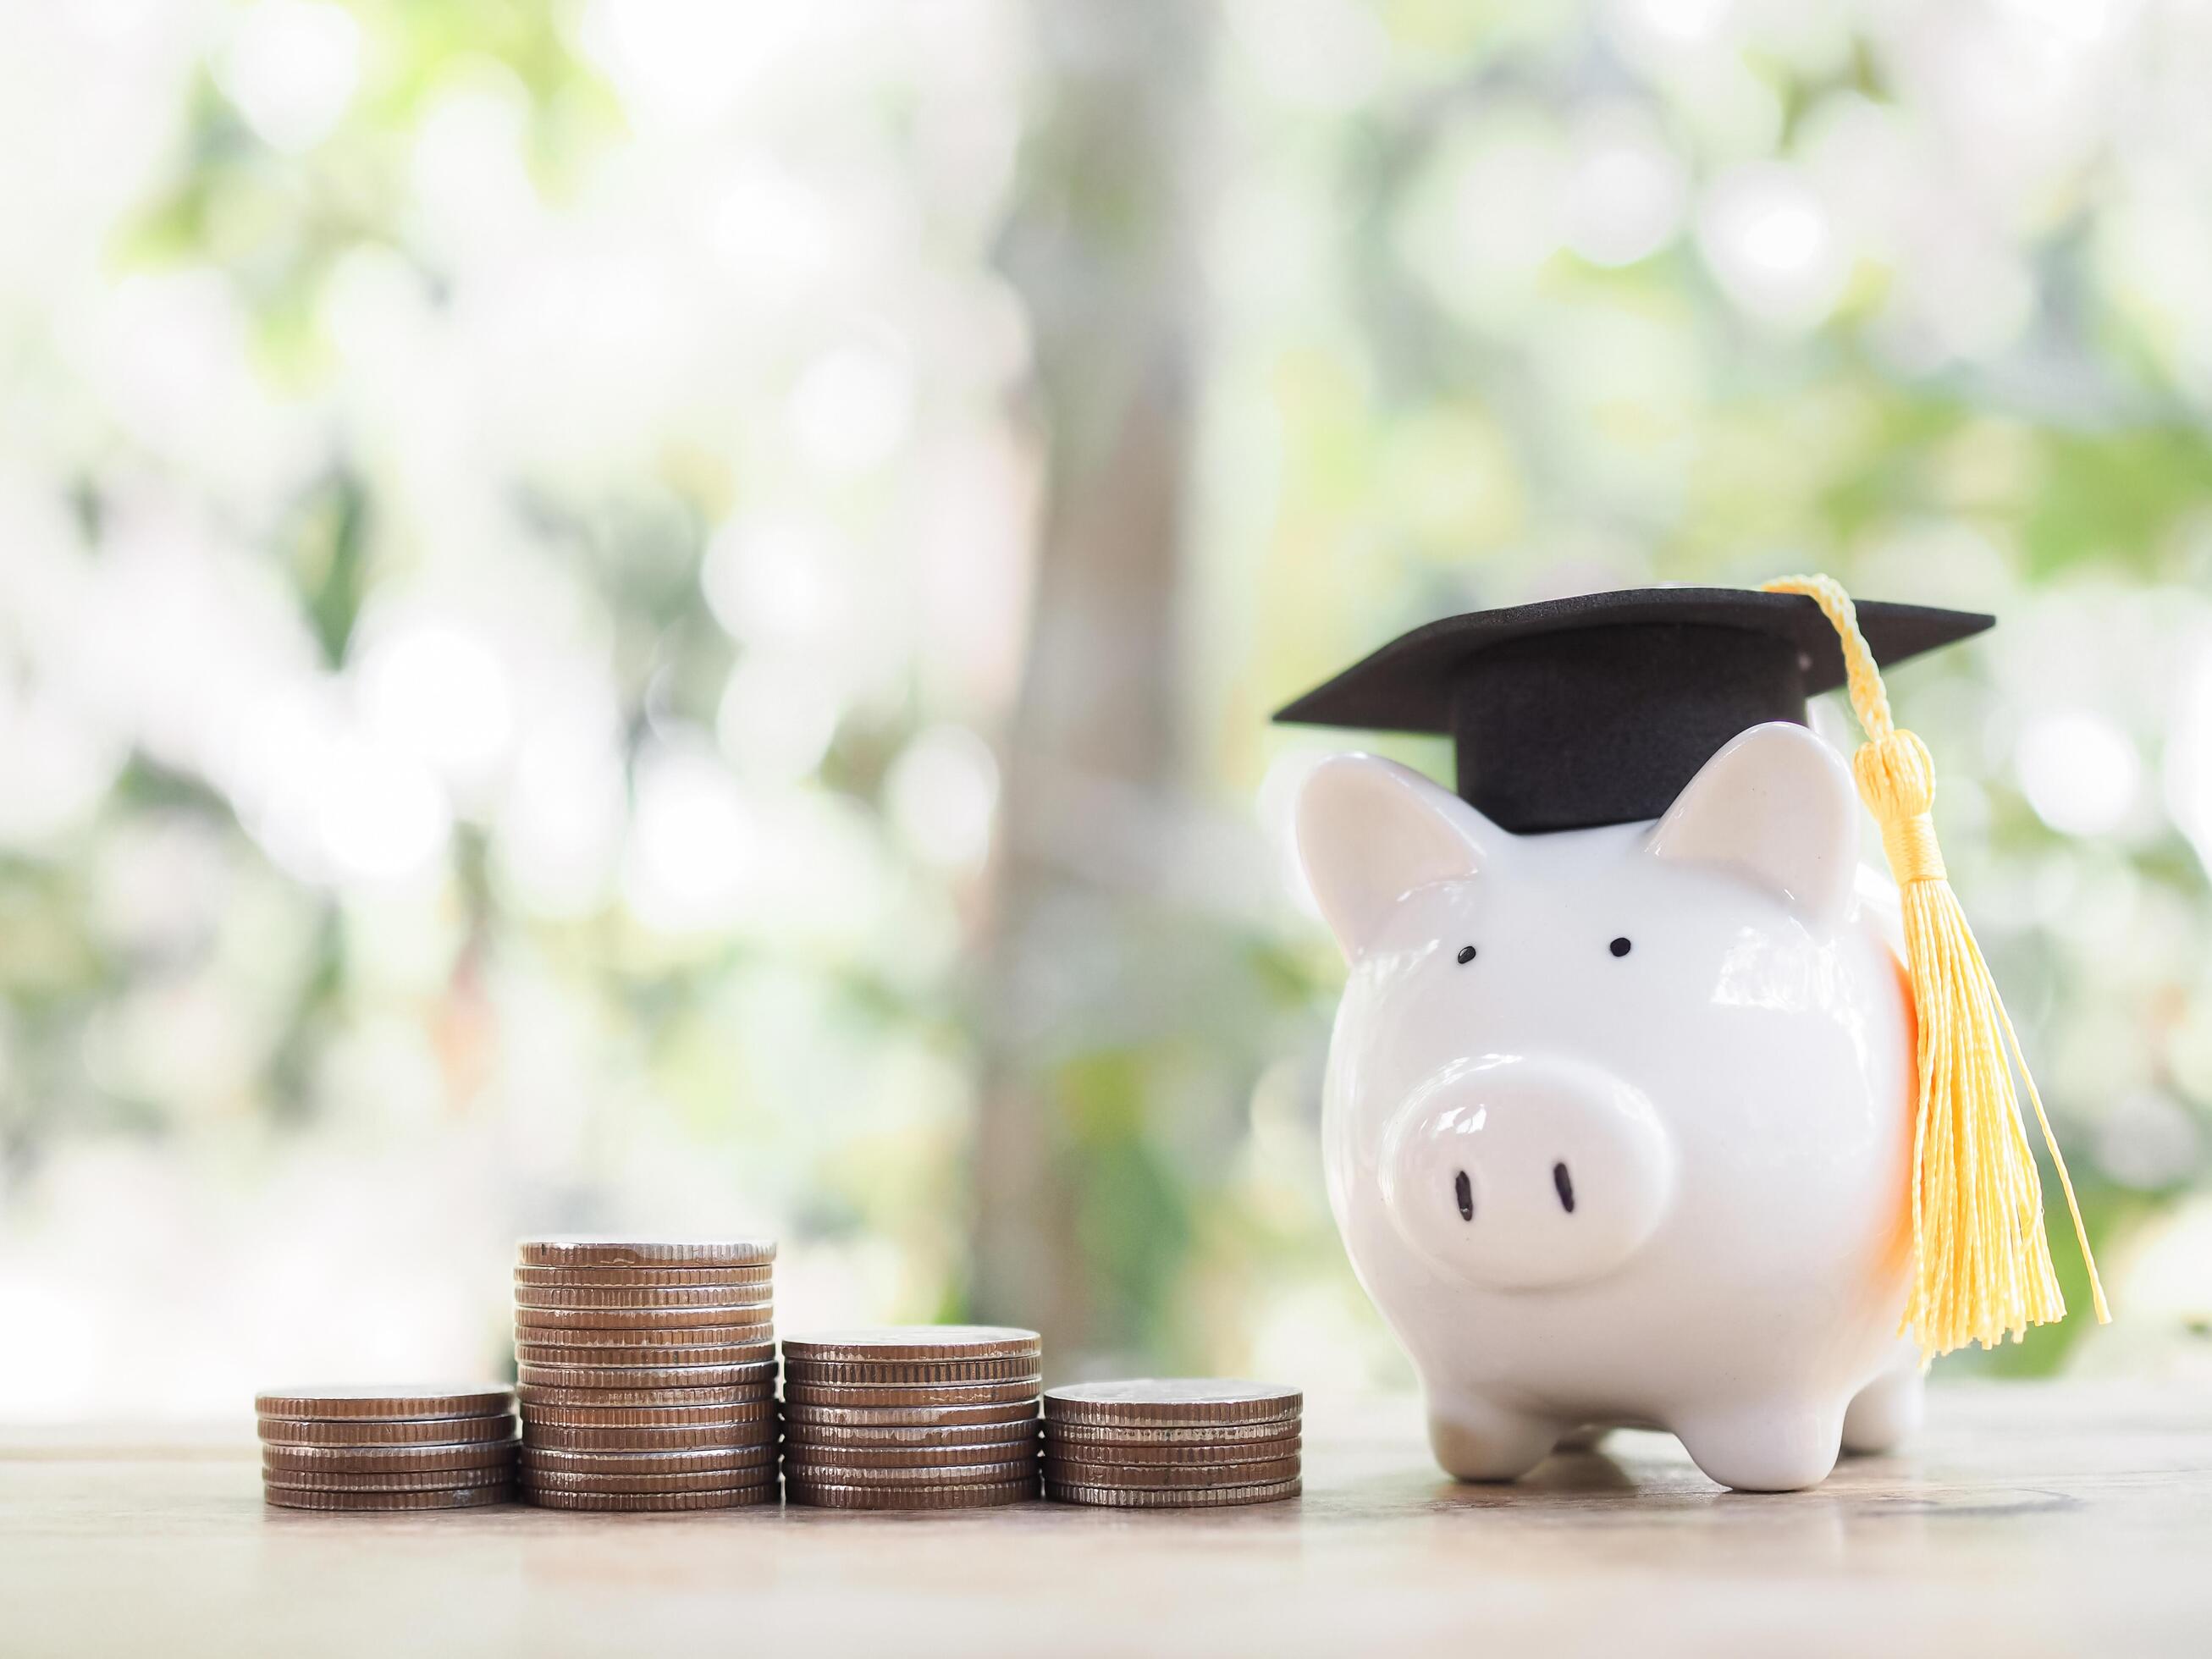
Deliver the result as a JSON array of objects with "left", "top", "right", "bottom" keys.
[
  {"left": 1553, "top": 1160, "right": 1575, "bottom": 1214},
  {"left": 1454, "top": 1170, "right": 1474, "bottom": 1222}
]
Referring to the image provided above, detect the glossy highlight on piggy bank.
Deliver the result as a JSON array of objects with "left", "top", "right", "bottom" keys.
[{"left": 1296, "top": 722, "right": 1925, "bottom": 1492}]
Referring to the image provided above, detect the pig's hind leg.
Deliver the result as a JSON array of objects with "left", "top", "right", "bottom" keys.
[
  {"left": 1672, "top": 1399, "right": 1845, "bottom": 1493},
  {"left": 1425, "top": 1390, "right": 1562, "bottom": 1482},
  {"left": 1840, "top": 1345, "right": 1923, "bottom": 1455}
]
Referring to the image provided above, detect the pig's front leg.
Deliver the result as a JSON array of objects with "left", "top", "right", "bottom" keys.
[
  {"left": 1840, "top": 1347, "right": 1923, "bottom": 1455},
  {"left": 1671, "top": 1399, "right": 1845, "bottom": 1493},
  {"left": 1424, "top": 1388, "right": 1562, "bottom": 1482}
]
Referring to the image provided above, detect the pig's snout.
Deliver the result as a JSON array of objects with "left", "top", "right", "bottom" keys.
[{"left": 1380, "top": 1057, "right": 1674, "bottom": 1292}]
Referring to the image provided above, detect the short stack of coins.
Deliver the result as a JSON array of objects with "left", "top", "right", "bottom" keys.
[
  {"left": 1043, "top": 1379, "right": 1303, "bottom": 1507},
  {"left": 781, "top": 1326, "right": 1042, "bottom": 1510},
  {"left": 514, "top": 1237, "right": 780, "bottom": 1511},
  {"left": 255, "top": 1385, "right": 518, "bottom": 1513}
]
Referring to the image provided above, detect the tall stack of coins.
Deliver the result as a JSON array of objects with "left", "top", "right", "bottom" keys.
[
  {"left": 255, "top": 1385, "right": 518, "bottom": 1512},
  {"left": 514, "top": 1237, "right": 780, "bottom": 1511},
  {"left": 781, "top": 1326, "right": 1041, "bottom": 1510},
  {"left": 1042, "top": 1380, "right": 1303, "bottom": 1507}
]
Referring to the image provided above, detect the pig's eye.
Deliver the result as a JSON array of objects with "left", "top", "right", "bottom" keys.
[
  {"left": 1455, "top": 945, "right": 1477, "bottom": 965},
  {"left": 1608, "top": 936, "right": 1632, "bottom": 957}
]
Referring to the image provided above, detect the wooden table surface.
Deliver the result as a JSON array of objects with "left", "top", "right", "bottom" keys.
[{"left": 3, "top": 1383, "right": 2204, "bottom": 1656}]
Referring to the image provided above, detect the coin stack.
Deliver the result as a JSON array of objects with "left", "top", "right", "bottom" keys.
[
  {"left": 781, "top": 1326, "right": 1042, "bottom": 1510},
  {"left": 1042, "top": 1379, "right": 1303, "bottom": 1507},
  {"left": 255, "top": 1385, "right": 518, "bottom": 1513},
  {"left": 513, "top": 1236, "right": 780, "bottom": 1511}
]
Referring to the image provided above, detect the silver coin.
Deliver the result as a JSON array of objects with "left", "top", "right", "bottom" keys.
[
  {"left": 1044, "top": 1417, "right": 1302, "bottom": 1447},
  {"left": 781, "top": 1378, "right": 1040, "bottom": 1408},
  {"left": 523, "top": 1484, "right": 777, "bottom": 1511},
  {"left": 778, "top": 1399, "right": 1038, "bottom": 1429},
  {"left": 779, "top": 1326, "right": 1040, "bottom": 1363},
  {"left": 1037, "top": 1432, "right": 1298, "bottom": 1466},
  {"left": 777, "top": 1457, "right": 1037, "bottom": 1487},
  {"left": 261, "top": 1442, "right": 519, "bottom": 1474},
  {"left": 781, "top": 1357, "right": 1042, "bottom": 1387},
  {"left": 253, "top": 1385, "right": 514, "bottom": 1421},
  {"left": 777, "top": 1418, "right": 1040, "bottom": 1451},
  {"left": 777, "top": 1436, "right": 1035, "bottom": 1470},
  {"left": 516, "top": 1381, "right": 776, "bottom": 1409},
  {"left": 514, "top": 1265, "right": 775, "bottom": 1291},
  {"left": 1044, "top": 1476, "right": 1303, "bottom": 1508},
  {"left": 263, "top": 1463, "right": 516, "bottom": 1493},
  {"left": 522, "top": 1423, "right": 779, "bottom": 1454},
  {"left": 516, "top": 1361, "right": 775, "bottom": 1391},
  {"left": 516, "top": 1237, "right": 777, "bottom": 1269},
  {"left": 1042, "top": 1380, "right": 1300, "bottom": 1428},
  {"left": 783, "top": 1479, "right": 1034, "bottom": 1510},
  {"left": 520, "top": 1444, "right": 778, "bottom": 1475},
  {"left": 264, "top": 1483, "right": 516, "bottom": 1512},
  {"left": 256, "top": 1414, "right": 516, "bottom": 1448},
  {"left": 1042, "top": 1454, "right": 1301, "bottom": 1490}
]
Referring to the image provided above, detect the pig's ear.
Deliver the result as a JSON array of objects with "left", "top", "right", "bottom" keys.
[
  {"left": 1647, "top": 721, "right": 1859, "bottom": 929},
  {"left": 1294, "top": 754, "right": 1498, "bottom": 961}
]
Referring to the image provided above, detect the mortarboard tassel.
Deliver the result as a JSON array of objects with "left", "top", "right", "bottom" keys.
[{"left": 1764, "top": 575, "right": 2109, "bottom": 1362}]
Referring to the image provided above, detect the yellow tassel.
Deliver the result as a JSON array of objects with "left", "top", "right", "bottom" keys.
[{"left": 1762, "top": 575, "right": 2109, "bottom": 1363}]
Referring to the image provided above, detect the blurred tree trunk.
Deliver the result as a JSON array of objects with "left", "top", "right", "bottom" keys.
[{"left": 973, "top": 0, "right": 1212, "bottom": 1364}]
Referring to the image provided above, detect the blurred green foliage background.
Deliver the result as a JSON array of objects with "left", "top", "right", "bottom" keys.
[{"left": 1, "top": 0, "right": 2208, "bottom": 1415}]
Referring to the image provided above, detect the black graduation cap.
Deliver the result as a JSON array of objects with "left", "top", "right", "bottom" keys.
[{"left": 1273, "top": 587, "right": 1993, "bottom": 835}]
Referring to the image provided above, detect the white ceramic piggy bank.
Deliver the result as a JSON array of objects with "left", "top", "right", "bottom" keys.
[{"left": 1297, "top": 721, "right": 1924, "bottom": 1492}]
